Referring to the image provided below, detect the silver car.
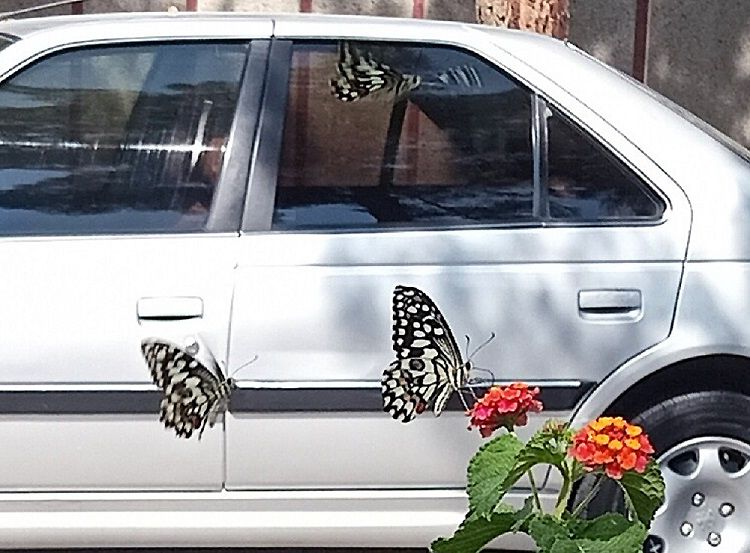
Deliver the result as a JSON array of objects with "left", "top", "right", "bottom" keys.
[{"left": 0, "top": 11, "right": 748, "bottom": 553}]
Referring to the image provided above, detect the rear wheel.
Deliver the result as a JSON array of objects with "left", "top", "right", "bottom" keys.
[{"left": 579, "top": 391, "right": 750, "bottom": 553}]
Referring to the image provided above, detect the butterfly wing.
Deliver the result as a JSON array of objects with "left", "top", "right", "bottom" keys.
[
  {"left": 382, "top": 286, "right": 467, "bottom": 421},
  {"left": 141, "top": 339, "right": 231, "bottom": 439},
  {"left": 330, "top": 41, "right": 420, "bottom": 103}
]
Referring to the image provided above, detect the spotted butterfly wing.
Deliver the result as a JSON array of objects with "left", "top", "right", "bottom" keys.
[
  {"left": 381, "top": 286, "right": 470, "bottom": 422},
  {"left": 141, "top": 339, "right": 236, "bottom": 439},
  {"left": 330, "top": 41, "right": 421, "bottom": 103}
]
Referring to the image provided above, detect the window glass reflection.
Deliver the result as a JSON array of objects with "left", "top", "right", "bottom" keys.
[
  {"left": 0, "top": 42, "right": 246, "bottom": 235},
  {"left": 274, "top": 42, "right": 534, "bottom": 230}
]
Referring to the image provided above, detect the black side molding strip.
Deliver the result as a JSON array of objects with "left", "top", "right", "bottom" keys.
[
  {"left": 229, "top": 381, "right": 595, "bottom": 413},
  {"left": 0, "top": 389, "right": 162, "bottom": 415},
  {"left": 0, "top": 381, "right": 594, "bottom": 415}
]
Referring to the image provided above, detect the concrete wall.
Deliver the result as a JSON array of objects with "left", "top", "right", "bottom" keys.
[
  {"left": 648, "top": 0, "right": 750, "bottom": 146},
  {"left": 3, "top": 0, "right": 750, "bottom": 148}
]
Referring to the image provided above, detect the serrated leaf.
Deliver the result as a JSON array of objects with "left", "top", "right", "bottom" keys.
[
  {"left": 549, "top": 522, "right": 647, "bottom": 553},
  {"left": 567, "top": 513, "right": 632, "bottom": 540},
  {"left": 528, "top": 515, "right": 569, "bottom": 553},
  {"left": 467, "top": 433, "right": 523, "bottom": 518},
  {"left": 431, "top": 511, "right": 517, "bottom": 553},
  {"left": 510, "top": 497, "right": 536, "bottom": 532},
  {"left": 618, "top": 461, "right": 665, "bottom": 526}
]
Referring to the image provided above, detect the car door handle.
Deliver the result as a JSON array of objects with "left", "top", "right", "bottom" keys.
[
  {"left": 578, "top": 289, "right": 642, "bottom": 319},
  {"left": 137, "top": 296, "right": 203, "bottom": 321}
]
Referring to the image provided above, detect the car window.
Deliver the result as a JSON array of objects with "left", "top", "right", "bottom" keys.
[
  {"left": 0, "top": 36, "right": 12, "bottom": 53},
  {"left": 273, "top": 41, "right": 534, "bottom": 231},
  {"left": 0, "top": 42, "right": 247, "bottom": 236},
  {"left": 546, "top": 106, "right": 664, "bottom": 221}
]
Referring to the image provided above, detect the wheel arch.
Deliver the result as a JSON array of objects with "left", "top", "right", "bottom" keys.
[{"left": 571, "top": 347, "right": 750, "bottom": 428}]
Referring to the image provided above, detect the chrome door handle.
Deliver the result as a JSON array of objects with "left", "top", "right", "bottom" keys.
[
  {"left": 578, "top": 289, "right": 642, "bottom": 319},
  {"left": 137, "top": 296, "right": 203, "bottom": 321}
]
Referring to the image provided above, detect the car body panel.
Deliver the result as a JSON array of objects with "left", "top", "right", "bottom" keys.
[
  {"left": 573, "top": 261, "right": 750, "bottom": 428},
  {"left": 0, "top": 235, "right": 237, "bottom": 490},
  {"left": 0, "top": 488, "right": 549, "bottom": 549},
  {"left": 0, "top": 16, "right": 273, "bottom": 492},
  {"left": 225, "top": 22, "right": 690, "bottom": 491}
]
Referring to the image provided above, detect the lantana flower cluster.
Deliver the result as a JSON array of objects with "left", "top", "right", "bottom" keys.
[
  {"left": 569, "top": 416, "right": 655, "bottom": 479},
  {"left": 467, "top": 382, "right": 544, "bottom": 437}
]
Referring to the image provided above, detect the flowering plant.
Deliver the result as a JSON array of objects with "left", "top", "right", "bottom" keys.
[{"left": 431, "top": 384, "right": 665, "bottom": 553}]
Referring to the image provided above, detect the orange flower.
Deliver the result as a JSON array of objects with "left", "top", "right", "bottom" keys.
[
  {"left": 569, "top": 417, "right": 655, "bottom": 479},
  {"left": 467, "top": 383, "right": 543, "bottom": 437}
]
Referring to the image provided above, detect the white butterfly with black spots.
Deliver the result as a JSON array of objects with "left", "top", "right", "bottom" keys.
[
  {"left": 381, "top": 285, "right": 471, "bottom": 423},
  {"left": 330, "top": 41, "right": 421, "bottom": 103},
  {"left": 141, "top": 338, "right": 236, "bottom": 439}
]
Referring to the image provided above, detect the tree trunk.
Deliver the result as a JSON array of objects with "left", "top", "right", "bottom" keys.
[{"left": 476, "top": 0, "right": 570, "bottom": 40}]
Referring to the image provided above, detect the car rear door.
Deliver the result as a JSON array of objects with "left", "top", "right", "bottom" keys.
[
  {"left": 224, "top": 26, "right": 690, "bottom": 492},
  {"left": 0, "top": 28, "right": 270, "bottom": 491}
]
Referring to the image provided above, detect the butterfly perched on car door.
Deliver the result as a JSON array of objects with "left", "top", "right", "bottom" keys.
[
  {"left": 141, "top": 338, "right": 236, "bottom": 439},
  {"left": 381, "top": 285, "right": 473, "bottom": 423}
]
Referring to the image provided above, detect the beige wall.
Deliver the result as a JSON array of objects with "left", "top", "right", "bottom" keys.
[{"left": 3, "top": 0, "right": 750, "bottom": 147}]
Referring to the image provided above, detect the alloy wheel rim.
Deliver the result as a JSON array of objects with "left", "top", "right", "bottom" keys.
[{"left": 647, "top": 436, "right": 750, "bottom": 553}]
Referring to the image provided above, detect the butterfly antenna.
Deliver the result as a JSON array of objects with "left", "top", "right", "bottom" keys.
[
  {"left": 464, "top": 334, "right": 471, "bottom": 363},
  {"left": 469, "top": 331, "right": 496, "bottom": 359},
  {"left": 468, "top": 366, "right": 497, "bottom": 386},
  {"left": 230, "top": 354, "right": 259, "bottom": 379}
]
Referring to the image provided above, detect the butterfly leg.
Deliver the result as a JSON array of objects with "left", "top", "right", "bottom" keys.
[{"left": 456, "top": 388, "right": 471, "bottom": 411}]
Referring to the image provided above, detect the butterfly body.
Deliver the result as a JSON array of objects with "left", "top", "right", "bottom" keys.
[
  {"left": 141, "top": 339, "right": 237, "bottom": 439},
  {"left": 381, "top": 286, "right": 471, "bottom": 422}
]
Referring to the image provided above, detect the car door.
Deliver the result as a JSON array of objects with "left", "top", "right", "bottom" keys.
[
  {"left": 224, "top": 31, "right": 690, "bottom": 491},
  {"left": 0, "top": 34, "right": 269, "bottom": 491}
]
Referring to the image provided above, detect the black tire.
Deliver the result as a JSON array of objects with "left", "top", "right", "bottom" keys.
[{"left": 576, "top": 390, "right": 750, "bottom": 516}]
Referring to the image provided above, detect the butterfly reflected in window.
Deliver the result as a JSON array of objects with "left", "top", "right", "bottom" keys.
[{"left": 330, "top": 41, "right": 422, "bottom": 103}]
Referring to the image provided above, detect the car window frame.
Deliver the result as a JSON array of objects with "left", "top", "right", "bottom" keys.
[
  {"left": 538, "top": 97, "right": 667, "bottom": 226},
  {"left": 0, "top": 38, "right": 266, "bottom": 237},
  {"left": 241, "top": 37, "right": 669, "bottom": 234}
]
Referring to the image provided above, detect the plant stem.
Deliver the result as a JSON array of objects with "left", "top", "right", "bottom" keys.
[
  {"left": 528, "top": 470, "right": 543, "bottom": 512},
  {"left": 622, "top": 484, "right": 638, "bottom": 522},
  {"left": 553, "top": 461, "right": 574, "bottom": 519},
  {"left": 570, "top": 474, "right": 603, "bottom": 518}
]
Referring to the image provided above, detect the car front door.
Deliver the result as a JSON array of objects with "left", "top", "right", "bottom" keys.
[
  {"left": 224, "top": 32, "right": 690, "bottom": 494},
  {"left": 0, "top": 33, "right": 269, "bottom": 491}
]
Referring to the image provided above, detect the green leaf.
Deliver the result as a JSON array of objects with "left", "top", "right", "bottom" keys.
[
  {"left": 549, "top": 522, "right": 648, "bottom": 553},
  {"left": 567, "top": 513, "right": 633, "bottom": 540},
  {"left": 617, "top": 460, "right": 665, "bottom": 526},
  {"left": 527, "top": 515, "right": 570, "bottom": 553},
  {"left": 529, "top": 514, "right": 648, "bottom": 553},
  {"left": 504, "top": 421, "right": 575, "bottom": 488},
  {"left": 510, "top": 497, "right": 536, "bottom": 532},
  {"left": 431, "top": 511, "right": 517, "bottom": 553},
  {"left": 467, "top": 433, "right": 524, "bottom": 518}
]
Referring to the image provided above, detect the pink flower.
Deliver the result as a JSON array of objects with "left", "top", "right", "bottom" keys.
[{"left": 467, "top": 383, "right": 543, "bottom": 437}]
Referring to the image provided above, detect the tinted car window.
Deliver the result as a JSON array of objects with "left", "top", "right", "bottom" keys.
[
  {"left": 546, "top": 107, "right": 663, "bottom": 221},
  {"left": 273, "top": 41, "right": 533, "bottom": 230},
  {"left": 0, "top": 42, "right": 246, "bottom": 236}
]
